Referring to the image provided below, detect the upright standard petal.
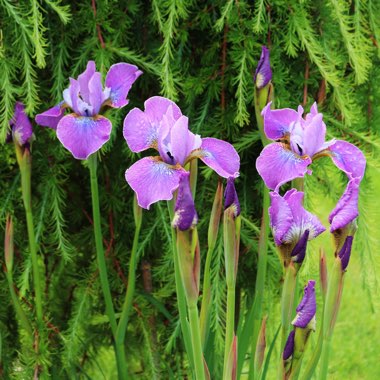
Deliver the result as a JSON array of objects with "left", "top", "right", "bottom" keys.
[
  {"left": 63, "top": 78, "right": 81, "bottom": 115},
  {"left": 172, "top": 172, "right": 198, "bottom": 231},
  {"left": 35, "top": 103, "right": 65, "bottom": 130},
  {"left": 254, "top": 46, "right": 272, "bottom": 89},
  {"left": 269, "top": 192, "right": 293, "bottom": 245},
  {"left": 125, "top": 157, "right": 184, "bottom": 209},
  {"left": 256, "top": 143, "right": 312, "bottom": 191},
  {"left": 88, "top": 72, "right": 105, "bottom": 115},
  {"left": 302, "top": 113, "right": 326, "bottom": 157},
  {"left": 329, "top": 177, "right": 360, "bottom": 232},
  {"left": 123, "top": 96, "right": 182, "bottom": 153},
  {"left": 292, "top": 280, "right": 316, "bottom": 329},
  {"left": 77, "top": 61, "right": 96, "bottom": 104},
  {"left": 194, "top": 137, "right": 240, "bottom": 178},
  {"left": 170, "top": 116, "right": 201, "bottom": 166},
  {"left": 105, "top": 63, "right": 143, "bottom": 108},
  {"left": 329, "top": 140, "right": 366, "bottom": 180},
  {"left": 10, "top": 102, "right": 33, "bottom": 146},
  {"left": 262, "top": 102, "right": 299, "bottom": 140},
  {"left": 56, "top": 114, "right": 112, "bottom": 160}
]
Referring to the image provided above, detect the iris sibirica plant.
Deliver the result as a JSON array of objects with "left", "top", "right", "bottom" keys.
[
  {"left": 36, "top": 60, "right": 142, "bottom": 380},
  {"left": 123, "top": 95, "right": 240, "bottom": 380},
  {"left": 255, "top": 92, "right": 366, "bottom": 379}
]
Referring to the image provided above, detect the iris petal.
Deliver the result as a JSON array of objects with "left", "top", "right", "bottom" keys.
[
  {"left": 329, "top": 177, "right": 360, "bottom": 232},
  {"left": 256, "top": 143, "right": 312, "bottom": 191},
  {"left": 292, "top": 280, "right": 316, "bottom": 328},
  {"left": 195, "top": 137, "right": 240, "bottom": 178},
  {"left": 56, "top": 114, "right": 112, "bottom": 160},
  {"left": 105, "top": 63, "right": 143, "bottom": 108},
  {"left": 329, "top": 140, "right": 366, "bottom": 180},
  {"left": 125, "top": 157, "right": 185, "bottom": 209},
  {"left": 123, "top": 96, "right": 182, "bottom": 153},
  {"left": 269, "top": 192, "right": 293, "bottom": 245},
  {"left": 262, "top": 102, "right": 299, "bottom": 140},
  {"left": 35, "top": 103, "right": 65, "bottom": 130}
]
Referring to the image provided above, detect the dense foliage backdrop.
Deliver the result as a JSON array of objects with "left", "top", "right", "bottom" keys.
[{"left": 1, "top": 0, "right": 379, "bottom": 378}]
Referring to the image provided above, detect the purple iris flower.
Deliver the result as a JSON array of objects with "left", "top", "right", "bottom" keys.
[
  {"left": 256, "top": 102, "right": 366, "bottom": 192},
  {"left": 7, "top": 102, "right": 33, "bottom": 147},
  {"left": 35, "top": 61, "right": 142, "bottom": 160},
  {"left": 269, "top": 190, "right": 325, "bottom": 263},
  {"left": 123, "top": 96, "right": 240, "bottom": 209},
  {"left": 172, "top": 172, "right": 198, "bottom": 231},
  {"left": 224, "top": 177, "right": 240, "bottom": 217},
  {"left": 292, "top": 280, "right": 316, "bottom": 329},
  {"left": 254, "top": 46, "right": 272, "bottom": 89}
]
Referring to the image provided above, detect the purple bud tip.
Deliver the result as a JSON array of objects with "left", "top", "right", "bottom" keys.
[
  {"left": 224, "top": 177, "right": 240, "bottom": 217},
  {"left": 338, "top": 235, "right": 353, "bottom": 271},
  {"left": 9, "top": 102, "right": 33, "bottom": 146},
  {"left": 291, "top": 229, "right": 310, "bottom": 264},
  {"left": 293, "top": 280, "right": 316, "bottom": 328},
  {"left": 172, "top": 173, "right": 198, "bottom": 231},
  {"left": 283, "top": 330, "right": 295, "bottom": 360},
  {"left": 254, "top": 46, "right": 272, "bottom": 89}
]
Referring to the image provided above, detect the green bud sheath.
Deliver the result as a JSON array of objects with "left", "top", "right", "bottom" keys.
[{"left": 4, "top": 214, "right": 14, "bottom": 273}]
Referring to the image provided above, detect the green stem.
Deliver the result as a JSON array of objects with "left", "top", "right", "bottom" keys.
[
  {"left": 223, "top": 287, "right": 236, "bottom": 380},
  {"left": 278, "top": 264, "right": 297, "bottom": 380},
  {"left": 115, "top": 221, "right": 141, "bottom": 372},
  {"left": 189, "top": 304, "right": 206, "bottom": 380},
  {"left": 319, "top": 337, "right": 331, "bottom": 380},
  {"left": 247, "top": 185, "right": 270, "bottom": 380},
  {"left": 88, "top": 155, "right": 126, "bottom": 379},
  {"left": 167, "top": 202, "right": 194, "bottom": 371},
  {"left": 199, "top": 244, "right": 214, "bottom": 347},
  {"left": 19, "top": 151, "right": 43, "bottom": 326}
]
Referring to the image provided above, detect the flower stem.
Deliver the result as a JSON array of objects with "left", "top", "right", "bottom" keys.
[
  {"left": 247, "top": 185, "right": 270, "bottom": 380},
  {"left": 199, "top": 245, "right": 214, "bottom": 347},
  {"left": 278, "top": 264, "right": 297, "bottom": 380},
  {"left": 88, "top": 154, "right": 126, "bottom": 379},
  {"left": 115, "top": 212, "right": 141, "bottom": 372},
  {"left": 223, "top": 287, "right": 236, "bottom": 380},
  {"left": 188, "top": 303, "right": 206, "bottom": 380},
  {"left": 167, "top": 201, "right": 194, "bottom": 371},
  {"left": 19, "top": 149, "right": 43, "bottom": 327}
]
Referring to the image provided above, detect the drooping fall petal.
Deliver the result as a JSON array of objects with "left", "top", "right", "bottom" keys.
[
  {"left": 125, "top": 157, "right": 185, "bottom": 209},
  {"left": 56, "top": 114, "right": 112, "bottom": 160}
]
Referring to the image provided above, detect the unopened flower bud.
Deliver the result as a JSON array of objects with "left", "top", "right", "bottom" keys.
[
  {"left": 172, "top": 173, "right": 198, "bottom": 231},
  {"left": 254, "top": 46, "right": 272, "bottom": 89}
]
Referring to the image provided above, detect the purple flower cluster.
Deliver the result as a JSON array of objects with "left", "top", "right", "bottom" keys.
[
  {"left": 255, "top": 97, "right": 366, "bottom": 267},
  {"left": 256, "top": 102, "right": 366, "bottom": 235},
  {"left": 123, "top": 96, "right": 240, "bottom": 210}
]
